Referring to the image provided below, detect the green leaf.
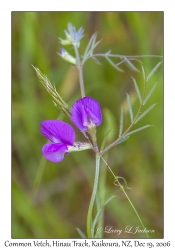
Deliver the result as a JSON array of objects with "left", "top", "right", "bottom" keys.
[
  {"left": 83, "top": 33, "right": 97, "bottom": 61},
  {"left": 105, "top": 49, "right": 111, "bottom": 55},
  {"left": 146, "top": 61, "right": 162, "bottom": 81},
  {"left": 88, "top": 40, "right": 102, "bottom": 56},
  {"left": 123, "top": 56, "right": 140, "bottom": 72},
  {"left": 126, "top": 93, "right": 134, "bottom": 122},
  {"left": 92, "top": 210, "right": 102, "bottom": 236},
  {"left": 143, "top": 82, "right": 157, "bottom": 104},
  {"left": 140, "top": 63, "right": 146, "bottom": 83},
  {"left": 125, "top": 125, "right": 152, "bottom": 136},
  {"left": 82, "top": 33, "right": 101, "bottom": 64},
  {"left": 100, "top": 129, "right": 112, "bottom": 151},
  {"left": 92, "top": 56, "right": 102, "bottom": 65},
  {"left": 119, "top": 105, "right": 124, "bottom": 137},
  {"left": 92, "top": 195, "right": 117, "bottom": 237},
  {"left": 76, "top": 228, "right": 86, "bottom": 238},
  {"left": 87, "top": 33, "right": 97, "bottom": 51},
  {"left": 91, "top": 33, "right": 99, "bottom": 51},
  {"left": 104, "top": 195, "right": 117, "bottom": 206},
  {"left": 105, "top": 56, "right": 124, "bottom": 72},
  {"left": 131, "top": 76, "right": 142, "bottom": 104},
  {"left": 115, "top": 135, "right": 130, "bottom": 145},
  {"left": 135, "top": 104, "right": 157, "bottom": 123}
]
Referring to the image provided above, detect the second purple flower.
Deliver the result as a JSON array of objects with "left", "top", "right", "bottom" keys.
[{"left": 71, "top": 96, "right": 102, "bottom": 131}]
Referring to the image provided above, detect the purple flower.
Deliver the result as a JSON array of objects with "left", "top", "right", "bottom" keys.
[
  {"left": 41, "top": 120, "right": 75, "bottom": 162},
  {"left": 59, "top": 23, "right": 84, "bottom": 47},
  {"left": 66, "top": 23, "right": 84, "bottom": 44},
  {"left": 71, "top": 97, "right": 102, "bottom": 131}
]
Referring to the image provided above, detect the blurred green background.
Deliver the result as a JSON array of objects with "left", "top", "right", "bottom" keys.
[{"left": 12, "top": 12, "right": 163, "bottom": 238}]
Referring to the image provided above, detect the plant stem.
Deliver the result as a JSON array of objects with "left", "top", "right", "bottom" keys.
[
  {"left": 74, "top": 45, "right": 85, "bottom": 97},
  {"left": 119, "top": 184, "right": 149, "bottom": 238},
  {"left": 83, "top": 53, "right": 162, "bottom": 64},
  {"left": 100, "top": 155, "right": 149, "bottom": 238},
  {"left": 87, "top": 154, "right": 101, "bottom": 238},
  {"left": 96, "top": 155, "right": 107, "bottom": 238}
]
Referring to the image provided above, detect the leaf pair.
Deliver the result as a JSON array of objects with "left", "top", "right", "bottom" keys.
[
  {"left": 82, "top": 33, "right": 102, "bottom": 64},
  {"left": 114, "top": 61, "right": 162, "bottom": 146}
]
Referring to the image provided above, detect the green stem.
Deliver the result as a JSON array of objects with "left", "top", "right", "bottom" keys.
[
  {"left": 119, "top": 184, "right": 149, "bottom": 238},
  {"left": 96, "top": 156, "right": 107, "bottom": 238},
  {"left": 83, "top": 53, "right": 162, "bottom": 64},
  {"left": 87, "top": 154, "right": 101, "bottom": 238},
  {"left": 74, "top": 45, "right": 85, "bottom": 97},
  {"left": 100, "top": 155, "right": 149, "bottom": 238}
]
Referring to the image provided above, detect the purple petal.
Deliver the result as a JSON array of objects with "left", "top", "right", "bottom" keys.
[
  {"left": 71, "top": 97, "right": 102, "bottom": 131},
  {"left": 71, "top": 100, "right": 85, "bottom": 131},
  {"left": 41, "top": 120, "right": 75, "bottom": 145},
  {"left": 60, "top": 47, "right": 66, "bottom": 56},
  {"left": 42, "top": 143, "right": 68, "bottom": 162}
]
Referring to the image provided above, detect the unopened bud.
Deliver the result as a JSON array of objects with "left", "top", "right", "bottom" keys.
[
  {"left": 59, "top": 38, "right": 72, "bottom": 45},
  {"left": 59, "top": 47, "right": 76, "bottom": 65}
]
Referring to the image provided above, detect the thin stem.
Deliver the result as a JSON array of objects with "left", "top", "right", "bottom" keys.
[
  {"left": 120, "top": 185, "right": 149, "bottom": 238},
  {"left": 87, "top": 154, "right": 101, "bottom": 238},
  {"left": 100, "top": 155, "right": 149, "bottom": 238},
  {"left": 96, "top": 154, "right": 107, "bottom": 238},
  {"left": 74, "top": 45, "right": 85, "bottom": 97},
  {"left": 83, "top": 53, "right": 163, "bottom": 64}
]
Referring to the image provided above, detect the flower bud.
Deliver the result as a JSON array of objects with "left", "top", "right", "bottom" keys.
[
  {"left": 58, "top": 23, "right": 84, "bottom": 48},
  {"left": 59, "top": 47, "right": 76, "bottom": 65},
  {"left": 59, "top": 38, "right": 72, "bottom": 46}
]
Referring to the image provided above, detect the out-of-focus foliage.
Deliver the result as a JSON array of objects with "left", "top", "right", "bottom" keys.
[{"left": 12, "top": 12, "right": 163, "bottom": 238}]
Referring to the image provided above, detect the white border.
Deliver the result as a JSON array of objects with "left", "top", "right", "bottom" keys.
[{"left": 1, "top": 1, "right": 175, "bottom": 249}]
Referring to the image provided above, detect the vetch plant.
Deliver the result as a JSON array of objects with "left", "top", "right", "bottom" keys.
[{"left": 33, "top": 23, "right": 162, "bottom": 238}]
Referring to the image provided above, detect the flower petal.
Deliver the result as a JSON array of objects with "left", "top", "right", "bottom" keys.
[
  {"left": 71, "top": 97, "right": 102, "bottom": 131},
  {"left": 71, "top": 100, "right": 86, "bottom": 131},
  {"left": 42, "top": 143, "right": 68, "bottom": 162},
  {"left": 41, "top": 120, "right": 75, "bottom": 145}
]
